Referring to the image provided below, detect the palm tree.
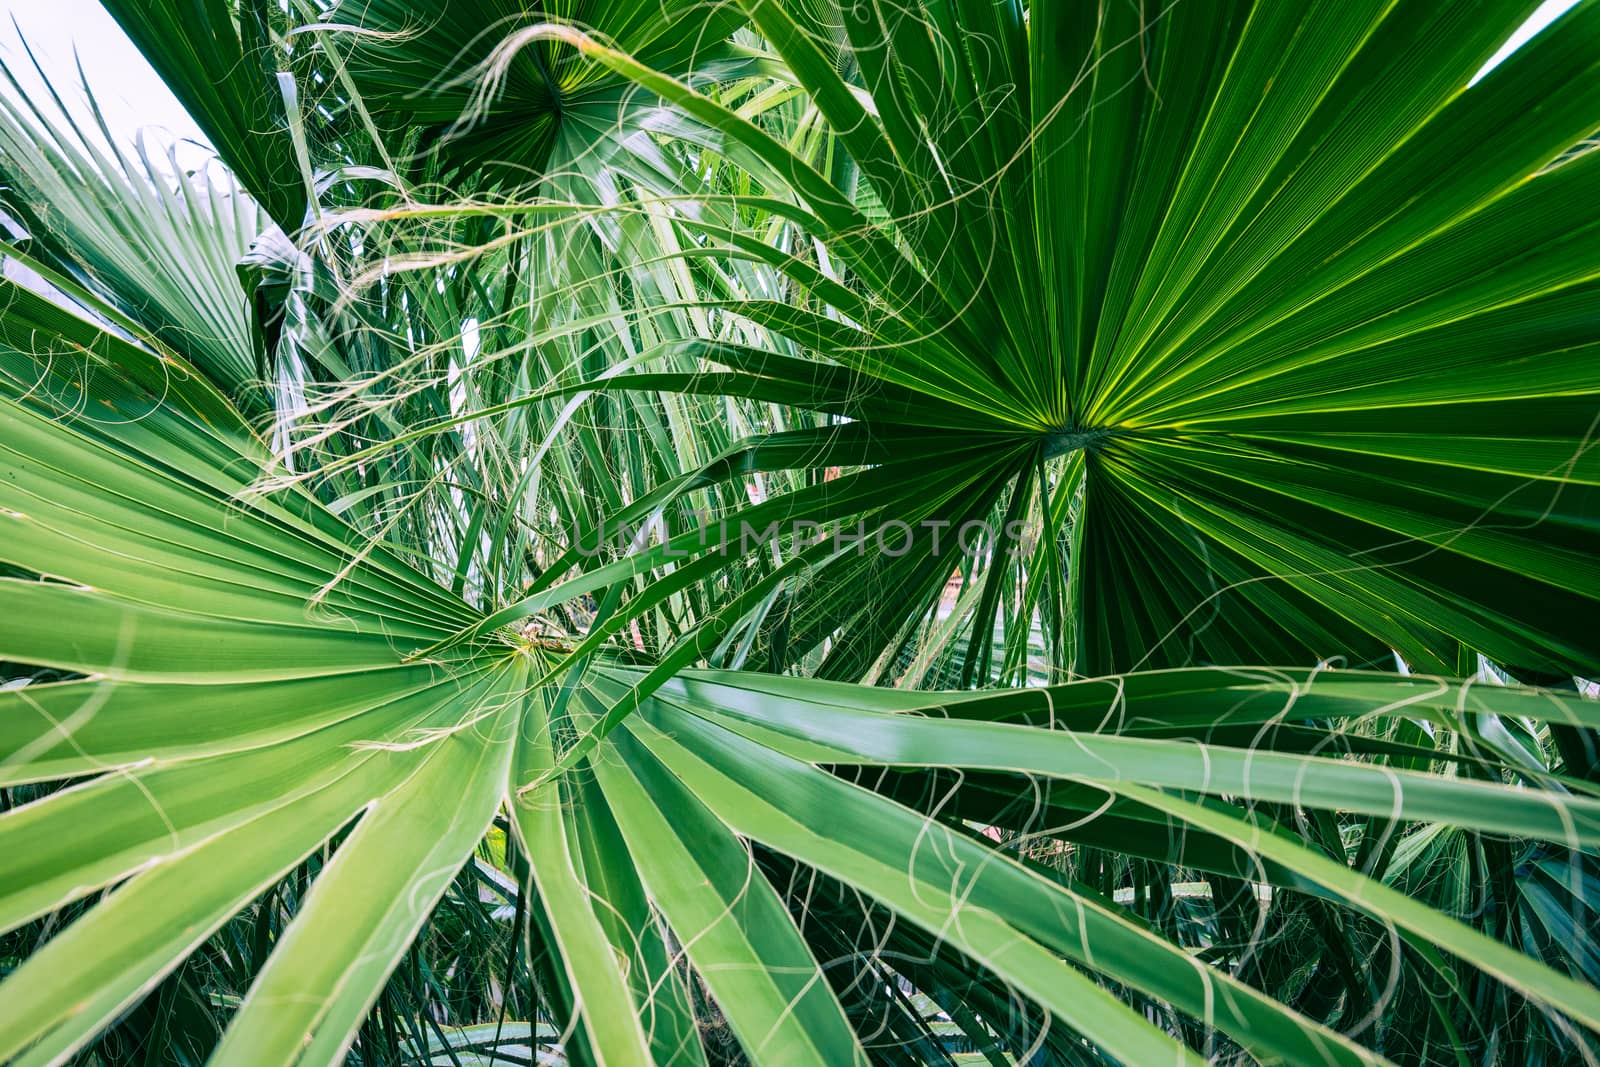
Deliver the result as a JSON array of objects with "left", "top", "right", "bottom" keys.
[{"left": 1, "top": 0, "right": 1598, "bottom": 1063}]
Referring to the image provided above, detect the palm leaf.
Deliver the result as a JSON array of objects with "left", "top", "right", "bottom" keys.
[{"left": 547, "top": 0, "right": 1600, "bottom": 678}]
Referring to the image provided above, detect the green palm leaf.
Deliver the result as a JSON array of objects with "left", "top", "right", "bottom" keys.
[{"left": 547, "top": 0, "right": 1600, "bottom": 679}]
